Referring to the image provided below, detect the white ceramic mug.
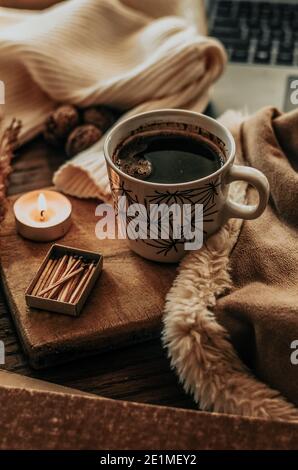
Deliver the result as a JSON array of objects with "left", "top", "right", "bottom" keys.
[{"left": 104, "top": 109, "right": 269, "bottom": 263}]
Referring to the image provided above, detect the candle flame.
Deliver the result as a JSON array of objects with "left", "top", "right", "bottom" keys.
[{"left": 38, "top": 193, "right": 47, "bottom": 221}]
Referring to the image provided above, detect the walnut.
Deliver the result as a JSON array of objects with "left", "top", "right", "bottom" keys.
[
  {"left": 44, "top": 105, "right": 79, "bottom": 146},
  {"left": 66, "top": 125, "right": 102, "bottom": 157},
  {"left": 83, "top": 106, "right": 115, "bottom": 133}
]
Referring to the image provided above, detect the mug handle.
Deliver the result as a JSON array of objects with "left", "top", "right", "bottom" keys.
[{"left": 223, "top": 165, "right": 270, "bottom": 221}]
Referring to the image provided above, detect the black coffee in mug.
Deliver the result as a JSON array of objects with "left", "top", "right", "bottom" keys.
[{"left": 114, "top": 127, "right": 224, "bottom": 184}]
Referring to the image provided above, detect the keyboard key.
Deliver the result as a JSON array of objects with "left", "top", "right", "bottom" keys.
[
  {"left": 238, "top": 1, "right": 251, "bottom": 9},
  {"left": 258, "top": 29, "right": 271, "bottom": 42},
  {"left": 271, "top": 29, "right": 284, "bottom": 40},
  {"left": 254, "top": 49, "right": 271, "bottom": 64},
  {"left": 272, "top": 4, "right": 283, "bottom": 17},
  {"left": 217, "top": 38, "right": 249, "bottom": 50},
  {"left": 260, "top": 10, "right": 271, "bottom": 19},
  {"left": 260, "top": 3, "right": 271, "bottom": 15},
  {"left": 270, "top": 16, "right": 282, "bottom": 29},
  {"left": 247, "top": 27, "right": 259, "bottom": 39},
  {"left": 214, "top": 18, "right": 239, "bottom": 29},
  {"left": 216, "top": 8, "right": 231, "bottom": 18},
  {"left": 276, "top": 51, "right": 293, "bottom": 65},
  {"left": 217, "top": 1, "right": 232, "bottom": 18},
  {"left": 259, "top": 19, "right": 270, "bottom": 31},
  {"left": 279, "top": 42, "right": 294, "bottom": 54},
  {"left": 210, "top": 26, "right": 241, "bottom": 40},
  {"left": 257, "top": 38, "right": 271, "bottom": 50},
  {"left": 248, "top": 16, "right": 261, "bottom": 28},
  {"left": 237, "top": 11, "right": 251, "bottom": 21},
  {"left": 231, "top": 48, "right": 249, "bottom": 63},
  {"left": 218, "top": 1, "right": 232, "bottom": 7},
  {"left": 283, "top": 5, "right": 292, "bottom": 16}
]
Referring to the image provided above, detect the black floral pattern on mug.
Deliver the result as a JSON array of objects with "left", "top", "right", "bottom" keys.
[{"left": 108, "top": 176, "right": 221, "bottom": 257}]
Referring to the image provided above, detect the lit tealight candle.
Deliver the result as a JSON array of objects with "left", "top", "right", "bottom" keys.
[{"left": 14, "top": 190, "right": 72, "bottom": 242}]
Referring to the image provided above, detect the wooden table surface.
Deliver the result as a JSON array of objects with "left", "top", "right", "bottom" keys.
[{"left": 0, "top": 137, "right": 196, "bottom": 410}]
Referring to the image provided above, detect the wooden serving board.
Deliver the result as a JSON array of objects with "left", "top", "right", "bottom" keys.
[{"left": 0, "top": 191, "right": 176, "bottom": 368}]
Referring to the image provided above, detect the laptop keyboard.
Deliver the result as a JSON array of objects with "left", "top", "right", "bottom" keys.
[{"left": 209, "top": 1, "right": 298, "bottom": 66}]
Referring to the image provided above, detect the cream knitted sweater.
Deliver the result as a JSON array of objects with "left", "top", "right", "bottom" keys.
[{"left": 0, "top": 0, "right": 226, "bottom": 200}]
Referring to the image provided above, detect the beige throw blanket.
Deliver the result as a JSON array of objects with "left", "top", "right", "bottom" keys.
[
  {"left": 163, "top": 108, "right": 298, "bottom": 421},
  {"left": 0, "top": 0, "right": 226, "bottom": 200}
]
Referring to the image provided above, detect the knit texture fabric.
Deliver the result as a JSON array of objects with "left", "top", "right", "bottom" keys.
[{"left": 0, "top": 0, "right": 226, "bottom": 200}]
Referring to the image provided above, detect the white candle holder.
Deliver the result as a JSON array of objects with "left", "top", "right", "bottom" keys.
[{"left": 13, "top": 189, "right": 72, "bottom": 242}]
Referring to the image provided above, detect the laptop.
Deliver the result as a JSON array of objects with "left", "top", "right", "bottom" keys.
[{"left": 205, "top": 0, "right": 298, "bottom": 115}]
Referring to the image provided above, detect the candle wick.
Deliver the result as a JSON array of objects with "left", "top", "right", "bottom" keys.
[{"left": 40, "top": 210, "right": 46, "bottom": 222}]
